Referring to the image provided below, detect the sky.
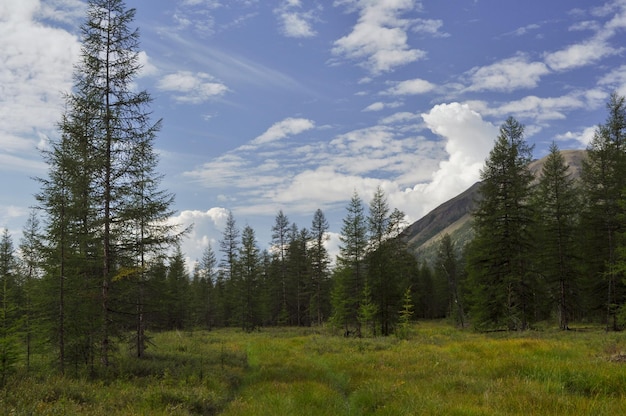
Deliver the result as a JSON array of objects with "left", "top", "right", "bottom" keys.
[{"left": 1, "top": 0, "right": 626, "bottom": 267}]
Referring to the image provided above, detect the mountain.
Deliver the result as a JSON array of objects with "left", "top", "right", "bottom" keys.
[{"left": 401, "top": 149, "right": 587, "bottom": 265}]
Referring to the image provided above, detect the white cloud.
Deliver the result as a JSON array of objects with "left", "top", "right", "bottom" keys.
[
  {"left": 332, "top": 0, "right": 426, "bottom": 74},
  {"left": 168, "top": 207, "right": 230, "bottom": 268},
  {"left": 545, "top": 39, "right": 618, "bottom": 71},
  {"left": 466, "top": 54, "right": 550, "bottom": 92},
  {"left": 0, "top": 0, "right": 80, "bottom": 174},
  {"left": 275, "top": 1, "right": 318, "bottom": 38},
  {"left": 385, "top": 78, "right": 435, "bottom": 95},
  {"left": 468, "top": 93, "right": 589, "bottom": 123},
  {"left": 412, "top": 18, "right": 448, "bottom": 37},
  {"left": 251, "top": 117, "right": 315, "bottom": 145},
  {"left": 599, "top": 65, "right": 626, "bottom": 97},
  {"left": 364, "top": 102, "right": 386, "bottom": 112},
  {"left": 137, "top": 51, "right": 159, "bottom": 78},
  {"left": 418, "top": 102, "right": 498, "bottom": 213},
  {"left": 555, "top": 126, "right": 596, "bottom": 147},
  {"left": 363, "top": 101, "right": 403, "bottom": 112},
  {"left": 157, "top": 71, "right": 229, "bottom": 104}
]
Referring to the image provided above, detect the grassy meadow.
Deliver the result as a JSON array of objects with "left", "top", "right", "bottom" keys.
[{"left": 2, "top": 322, "right": 626, "bottom": 415}]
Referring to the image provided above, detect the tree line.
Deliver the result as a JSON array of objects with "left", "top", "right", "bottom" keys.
[{"left": 2, "top": 0, "right": 626, "bottom": 381}]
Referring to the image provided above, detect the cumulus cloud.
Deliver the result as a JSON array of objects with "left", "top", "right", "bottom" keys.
[
  {"left": 466, "top": 54, "right": 550, "bottom": 92},
  {"left": 275, "top": 0, "right": 318, "bottom": 38},
  {"left": 168, "top": 207, "right": 230, "bottom": 267},
  {"left": 417, "top": 103, "right": 498, "bottom": 212},
  {"left": 332, "top": 0, "right": 426, "bottom": 74},
  {"left": 251, "top": 117, "right": 315, "bottom": 145},
  {"left": 157, "top": 71, "right": 229, "bottom": 104}
]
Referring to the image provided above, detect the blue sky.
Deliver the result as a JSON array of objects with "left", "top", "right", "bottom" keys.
[{"left": 1, "top": 0, "right": 626, "bottom": 265}]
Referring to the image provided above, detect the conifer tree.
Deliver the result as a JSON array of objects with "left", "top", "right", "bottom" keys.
[
  {"left": 0, "top": 229, "right": 19, "bottom": 385},
  {"left": 37, "top": 0, "right": 183, "bottom": 367},
  {"left": 436, "top": 234, "right": 464, "bottom": 327},
  {"left": 533, "top": 143, "right": 580, "bottom": 329},
  {"left": 237, "top": 225, "right": 261, "bottom": 331},
  {"left": 271, "top": 210, "right": 290, "bottom": 323},
  {"left": 582, "top": 93, "right": 626, "bottom": 330},
  {"left": 310, "top": 209, "right": 330, "bottom": 325},
  {"left": 332, "top": 191, "right": 368, "bottom": 335},
  {"left": 466, "top": 117, "right": 536, "bottom": 331},
  {"left": 18, "top": 211, "right": 42, "bottom": 369}
]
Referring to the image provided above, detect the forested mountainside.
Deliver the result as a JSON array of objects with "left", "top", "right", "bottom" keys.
[{"left": 402, "top": 149, "right": 587, "bottom": 265}]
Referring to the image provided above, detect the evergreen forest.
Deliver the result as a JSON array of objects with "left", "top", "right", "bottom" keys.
[{"left": 3, "top": 0, "right": 626, "bottom": 383}]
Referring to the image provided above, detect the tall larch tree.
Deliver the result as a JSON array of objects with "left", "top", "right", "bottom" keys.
[
  {"left": 466, "top": 116, "right": 536, "bottom": 331},
  {"left": 331, "top": 191, "right": 368, "bottom": 334},
  {"left": 38, "top": 0, "right": 183, "bottom": 367},
  {"left": 0, "top": 230, "right": 19, "bottom": 385},
  {"left": 19, "top": 211, "right": 42, "bottom": 370},
  {"left": 237, "top": 225, "right": 261, "bottom": 331},
  {"left": 581, "top": 93, "right": 626, "bottom": 330},
  {"left": 533, "top": 143, "right": 581, "bottom": 330},
  {"left": 310, "top": 209, "right": 330, "bottom": 325},
  {"left": 436, "top": 234, "right": 464, "bottom": 327},
  {"left": 271, "top": 210, "right": 290, "bottom": 323},
  {"left": 366, "top": 186, "right": 396, "bottom": 336}
]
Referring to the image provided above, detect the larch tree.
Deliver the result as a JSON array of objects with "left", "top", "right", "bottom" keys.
[
  {"left": 581, "top": 93, "right": 626, "bottom": 330},
  {"left": 0, "top": 229, "right": 19, "bottom": 385},
  {"left": 309, "top": 209, "right": 330, "bottom": 325},
  {"left": 271, "top": 210, "right": 290, "bottom": 323},
  {"left": 332, "top": 191, "right": 368, "bottom": 334},
  {"left": 366, "top": 186, "right": 395, "bottom": 336},
  {"left": 533, "top": 143, "right": 581, "bottom": 330},
  {"left": 38, "top": 0, "right": 183, "bottom": 367},
  {"left": 18, "top": 210, "right": 42, "bottom": 370},
  {"left": 238, "top": 225, "right": 261, "bottom": 332},
  {"left": 436, "top": 234, "right": 464, "bottom": 327},
  {"left": 466, "top": 116, "right": 536, "bottom": 331}
]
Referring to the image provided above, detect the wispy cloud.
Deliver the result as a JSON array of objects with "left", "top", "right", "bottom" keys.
[{"left": 250, "top": 117, "right": 316, "bottom": 146}]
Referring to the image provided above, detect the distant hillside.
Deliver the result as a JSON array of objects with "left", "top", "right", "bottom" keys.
[{"left": 401, "top": 149, "right": 587, "bottom": 265}]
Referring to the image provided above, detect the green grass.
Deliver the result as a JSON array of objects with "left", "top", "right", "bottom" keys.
[{"left": 2, "top": 323, "right": 626, "bottom": 414}]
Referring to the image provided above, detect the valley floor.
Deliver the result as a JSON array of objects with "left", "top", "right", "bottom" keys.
[{"left": 3, "top": 322, "right": 626, "bottom": 415}]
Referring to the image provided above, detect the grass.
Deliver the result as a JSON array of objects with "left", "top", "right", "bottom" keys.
[{"left": 2, "top": 323, "right": 626, "bottom": 414}]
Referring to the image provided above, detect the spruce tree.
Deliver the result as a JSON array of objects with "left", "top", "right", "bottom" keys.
[{"left": 466, "top": 116, "right": 536, "bottom": 331}]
